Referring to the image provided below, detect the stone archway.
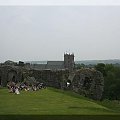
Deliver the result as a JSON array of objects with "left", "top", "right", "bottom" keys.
[
  {"left": 83, "top": 77, "right": 92, "bottom": 90},
  {"left": 7, "top": 70, "right": 17, "bottom": 83},
  {"left": 12, "top": 75, "right": 16, "bottom": 83},
  {"left": 66, "top": 79, "right": 71, "bottom": 87}
]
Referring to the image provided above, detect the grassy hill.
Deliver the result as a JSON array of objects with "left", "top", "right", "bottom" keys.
[
  {"left": 0, "top": 87, "right": 120, "bottom": 119},
  {"left": 0, "top": 87, "right": 120, "bottom": 115}
]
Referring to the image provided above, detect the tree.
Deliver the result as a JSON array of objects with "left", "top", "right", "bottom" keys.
[
  {"left": 95, "top": 63, "right": 106, "bottom": 76},
  {"left": 103, "top": 64, "right": 120, "bottom": 100},
  {"left": 95, "top": 63, "right": 120, "bottom": 100},
  {"left": 76, "top": 63, "right": 85, "bottom": 69}
]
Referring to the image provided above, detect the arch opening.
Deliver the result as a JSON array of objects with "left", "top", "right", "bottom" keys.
[
  {"left": 66, "top": 80, "right": 71, "bottom": 87},
  {"left": 83, "top": 77, "right": 91, "bottom": 90},
  {"left": 7, "top": 70, "right": 17, "bottom": 83},
  {"left": 12, "top": 76, "right": 16, "bottom": 83}
]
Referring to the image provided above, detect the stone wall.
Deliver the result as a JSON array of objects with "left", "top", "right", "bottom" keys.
[
  {"left": 68, "top": 68, "right": 104, "bottom": 100},
  {"left": 0, "top": 65, "right": 104, "bottom": 100},
  {"left": 0, "top": 65, "right": 24, "bottom": 86},
  {"left": 28, "top": 69, "right": 69, "bottom": 89}
]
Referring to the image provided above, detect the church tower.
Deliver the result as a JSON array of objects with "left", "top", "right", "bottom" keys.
[{"left": 64, "top": 53, "right": 74, "bottom": 71}]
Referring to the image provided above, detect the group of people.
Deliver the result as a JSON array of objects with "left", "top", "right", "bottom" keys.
[
  {"left": 7, "top": 81, "right": 20, "bottom": 94},
  {"left": 20, "top": 81, "right": 46, "bottom": 91},
  {"left": 7, "top": 81, "right": 46, "bottom": 94}
]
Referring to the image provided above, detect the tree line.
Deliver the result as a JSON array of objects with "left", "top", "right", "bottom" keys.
[{"left": 95, "top": 63, "right": 120, "bottom": 100}]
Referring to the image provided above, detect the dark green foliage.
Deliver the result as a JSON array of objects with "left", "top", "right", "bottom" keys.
[
  {"left": 75, "top": 63, "right": 85, "bottom": 69},
  {"left": 95, "top": 63, "right": 120, "bottom": 100},
  {"left": 95, "top": 63, "right": 106, "bottom": 76}
]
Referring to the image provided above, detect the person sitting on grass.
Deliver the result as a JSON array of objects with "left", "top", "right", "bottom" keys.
[
  {"left": 15, "top": 86, "right": 20, "bottom": 94},
  {"left": 7, "top": 81, "right": 15, "bottom": 93}
]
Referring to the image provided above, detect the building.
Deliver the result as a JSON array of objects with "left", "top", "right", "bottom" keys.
[
  {"left": 64, "top": 53, "right": 74, "bottom": 71},
  {"left": 0, "top": 53, "right": 104, "bottom": 100},
  {"left": 31, "top": 53, "right": 75, "bottom": 71}
]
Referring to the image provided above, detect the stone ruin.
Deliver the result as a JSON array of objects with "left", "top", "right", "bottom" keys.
[
  {"left": 0, "top": 65, "right": 24, "bottom": 86},
  {"left": 0, "top": 63, "right": 104, "bottom": 100},
  {"left": 65, "top": 68, "right": 104, "bottom": 100}
]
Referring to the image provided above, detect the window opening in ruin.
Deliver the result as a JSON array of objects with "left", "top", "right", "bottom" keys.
[
  {"left": 21, "top": 74, "right": 24, "bottom": 82},
  {"left": 83, "top": 77, "right": 91, "bottom": 90},
  {"left": 66, "top": 80, "right": 71, "bottom": 87},
  {"left": 12, "top": 76, "right": 16, "bottom": 83}
]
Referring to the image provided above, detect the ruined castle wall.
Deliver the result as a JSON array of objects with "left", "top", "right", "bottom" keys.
[
  {"left": 0, "top": 65, "right": 104, "bottom": 100},
  {"left": 29, "top": 70, "right": 69, "bottom": 88},
  {"left": 0, "top": 65, "right": 23, "bottom": 86},
  {"left": 70, "top": 68, "right": 104, "bottom": 100}
]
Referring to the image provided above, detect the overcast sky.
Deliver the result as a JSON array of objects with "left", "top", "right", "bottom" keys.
[
  {"left": 0, "top": 6, "right": 120, "bottom": 62},
  {"left": 0, "top": 0, "right": 120, "bottom": 5}
]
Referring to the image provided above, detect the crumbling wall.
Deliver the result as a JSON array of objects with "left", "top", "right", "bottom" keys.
[
  {"left": 0, "top": 65, "right": 24, "bottom": 86},
  {"left": 69, "top": 68, "right": 104, "bottom": 100},
  {"left": 0, "top": 64, "right": 104, "bottom": 100},
  {"left": 28, "top": 70, "right": 68, "bottom": 88}
]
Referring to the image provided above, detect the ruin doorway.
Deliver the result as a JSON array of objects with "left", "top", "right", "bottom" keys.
[
  {"left": 83, "top": 77, "right": 91, "bottom": 90},
  {"left": 7, "top": 70, "right": 17, "bottom": 83},
  {"left": 66, "top": 80, "right": 71, "bottom": 88},
  {"left": 12, "top": 76, "right": 16, "bottom": 83}
]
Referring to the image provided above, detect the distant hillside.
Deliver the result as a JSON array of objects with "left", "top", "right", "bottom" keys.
[{"left": 75, "top": 59, "right": 120, "bottom": 65}]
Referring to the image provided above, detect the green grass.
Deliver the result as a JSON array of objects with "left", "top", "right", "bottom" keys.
[{"left": 0, "top": 87, "right": 120, "bottom": 115}]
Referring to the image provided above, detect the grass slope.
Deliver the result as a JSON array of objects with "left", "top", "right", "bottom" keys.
[{"left": 0, "top": 87, "right": 120, "bottom": 115}]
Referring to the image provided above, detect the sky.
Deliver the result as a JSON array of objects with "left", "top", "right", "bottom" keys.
[
  {"left": 0, "top": 4, "right": 120, "bottom": 62},
  {"left": 0, "top": 0, "right": 120, "bottom": 5}
]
